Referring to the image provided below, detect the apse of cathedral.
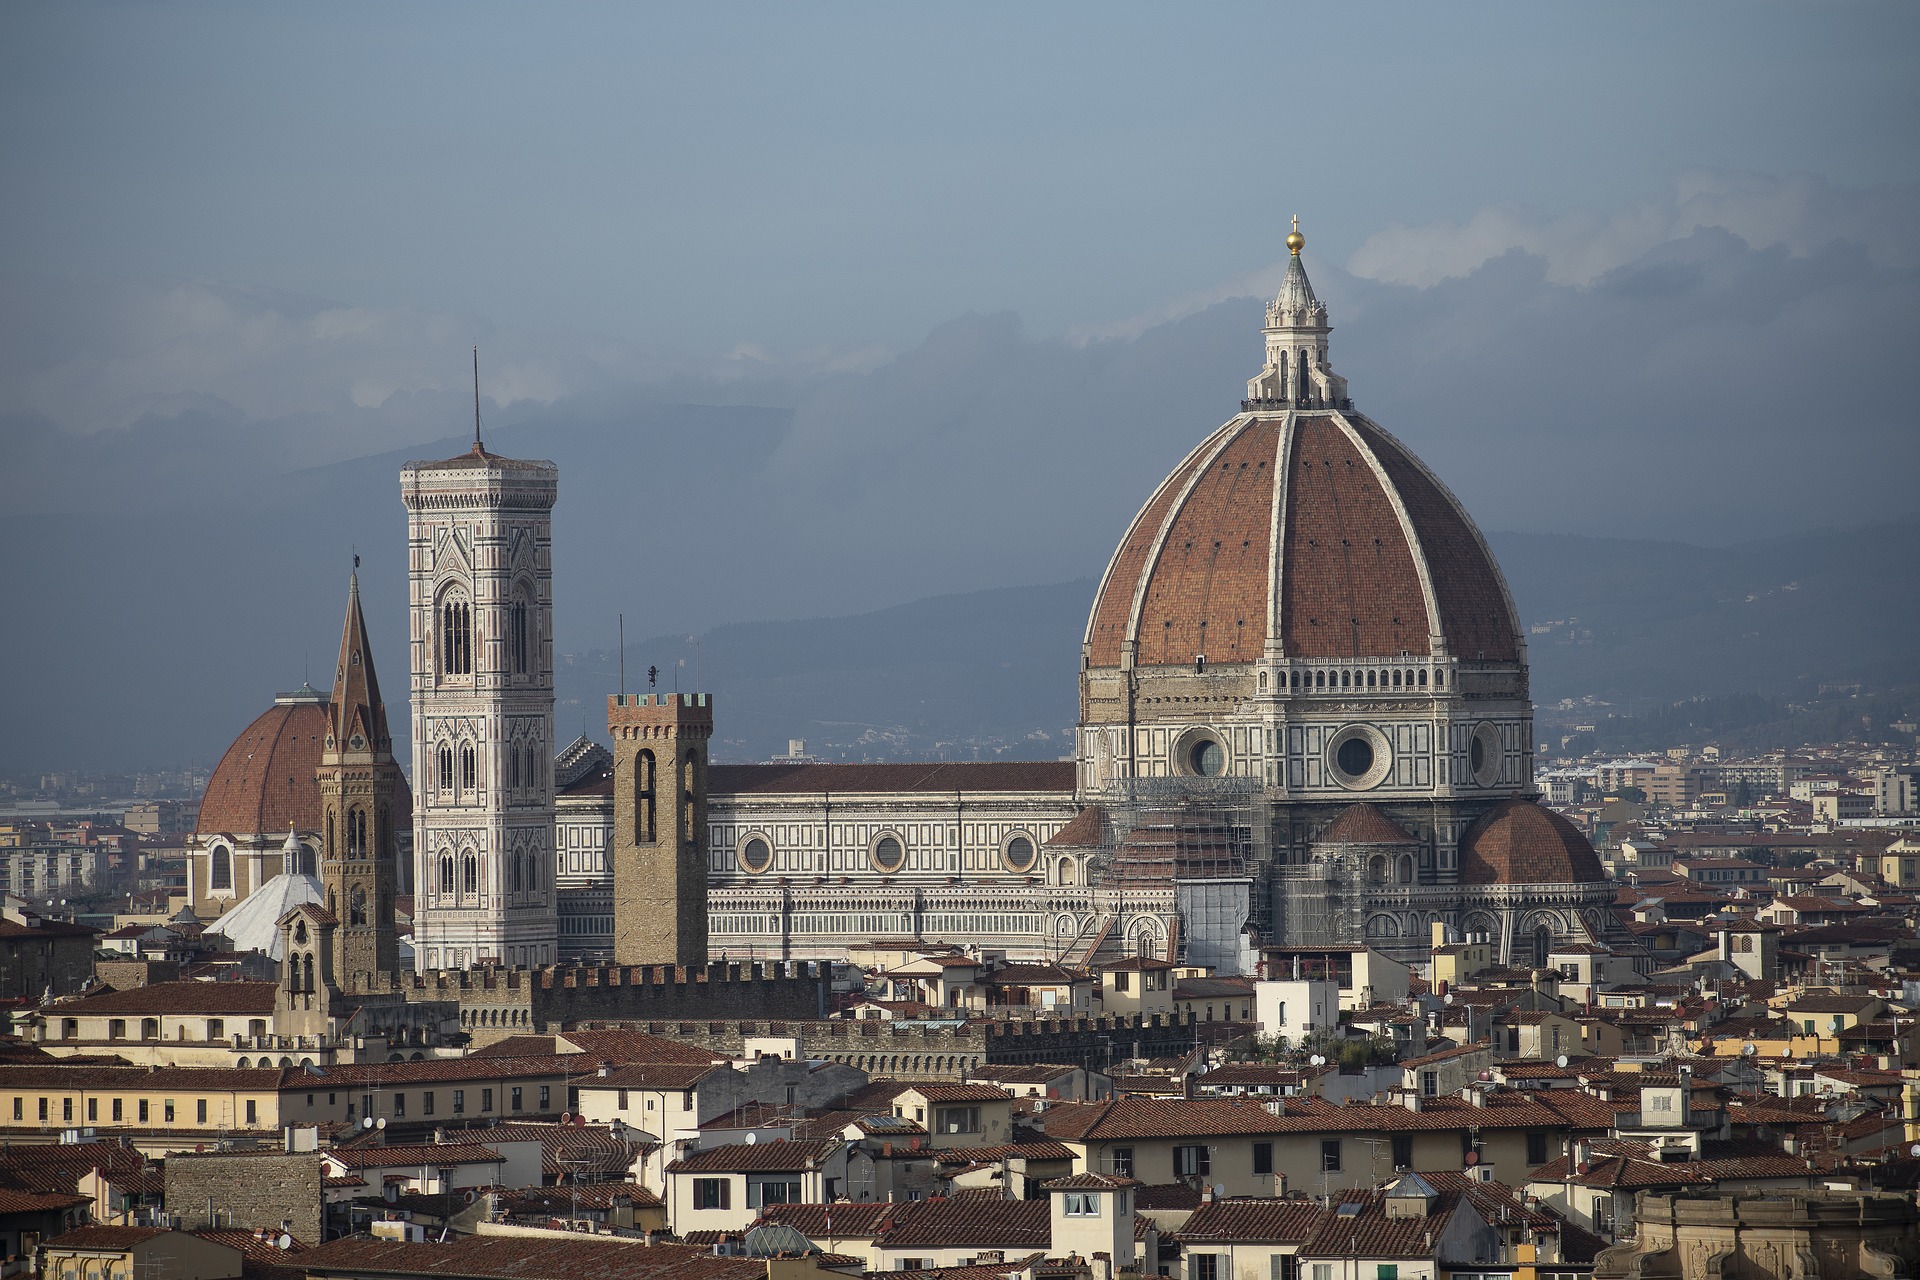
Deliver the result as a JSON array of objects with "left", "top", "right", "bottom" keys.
[{"left": 193, "top": 224, "right": 1613, "bottom": 978}]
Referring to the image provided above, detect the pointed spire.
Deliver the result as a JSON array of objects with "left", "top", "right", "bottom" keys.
[
  {"left": 1244, "top": 217, "right": 1350, "bottom": 412},
  {"left": 328, "top": 563, "right": 390, "bottom": 755},
  {"left": 472, "top": 346, "right": 485, "bottom": 455}
]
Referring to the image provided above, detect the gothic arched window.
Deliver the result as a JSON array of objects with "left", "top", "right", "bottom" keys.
[
  {"left": 302, "top": 954, "right": 315, "bottom": 993},
  {"left": 510, "top": 852, "right": 523, "bottom": 894},
  {"left": 347, "top": 808, "right": 366, "bottom": 858},
  {"left": 462, "top": 743, "right": 477, "bottom": 792},
  {"left": 438, "top": 745, "right": 454, "bottom": 793},
  {"left": 210, "top": 845, "right": 232, "bottom": 892},
  {"left": 1277, "top": 349, "right": 1288, "bottom": 397},
  {"left": 349, "top": 887, "right": 367, "bottom": 926},
  {"left": 510, "top": 596, "right": 529, "bottom": 675},
  {"left": 635, "top": 750, "right": 656, "bottom": 843},
  {"left": 439, "top": 855, "right": 455, "bottom": 896},
  {"left": 462, "top": 855, "right": 479, "bottom": 895},
  {"left": 441, "top": 597, "right": 473, "bottom": 677},
  {"left": 683, "top": 749, "right": 699, "bottom": 841},
  {"left": 508, "top": 744, "right": 520, "bottom": 791}
]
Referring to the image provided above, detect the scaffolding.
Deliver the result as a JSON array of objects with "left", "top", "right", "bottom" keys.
[{"left": 1085, "top": 778, "right": 1260, "bottom": 973}]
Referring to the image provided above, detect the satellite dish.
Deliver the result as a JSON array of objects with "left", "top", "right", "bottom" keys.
[
  {"left": 361, "top": 1117, "right": 374, "bottom": 1129},
  {"left": 1445, "top": 994, "right": 1455, "bottom": 1006},
  {"left": 1212, "top": 1184, "right": 1226, "bottom": 1199},
  {"left": 276, "top": 1235, "right": 293, "bottom": 1252},
  {"left": 744, "top": 1133, "right": 758, "bottom": 1145},
  {"left": 1910, "top": 1144, "right": 1920, "bottom": 1159},
  {"left": 1555, "top": 1054, "right": 1569, "bottom": 1069},
  {"left": 376, "top": 1118, "right": 386, "bottom": 1130},
  {"left": 1742, "top": 1043, "right": 1756, "bottom": 1057},
  {"left": 1828, "top": 1018, "right": 1841, "bottom": 1032}
]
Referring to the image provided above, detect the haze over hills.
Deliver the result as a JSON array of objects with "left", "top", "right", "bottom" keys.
[{"left": 553, "top": 520, "right": 1920, "bottom": 765}]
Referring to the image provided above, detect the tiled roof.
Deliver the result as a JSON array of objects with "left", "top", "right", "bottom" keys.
[
  {"left": 967, "top": 1064, "right": 1083, "bottom": 1083},
  {"left": 864, "top": 1256, "right": 1048, "bottom": 1280},
  {"left": 1318, "top": 804, "right": 1418, "bottom": 846},
  {"left": 709, "top": 763, "right": 1074, "bottom": 796},
  {"left": 666, "top": 1139, "right": 842, "bottom": 1174},
  {"left": 0, "top": 1188, "right": 90, "bottom": 1214},
  {"left": 1042, "top": 1173, "right": 1139, "bottom": 1190},
  {"left": 1298, "top": 1187, "right": 1470, "bottom": 1261},
  {"left": 903, "top": 1084, "right": 1014, "bottom": 1103},
  {"left": 755, "top": 1202, "right": 896, "bottom": 1237},
  {"left": 43, "top": 1226, "right": 172, "bottom": 1250},
  {"left": 1176, "top": 1199, "right": 1332, "bottom": 1244},
  {"left": 1045, "top": 1091, "right": 1611, "bottom": 1141},
  {"left": 0, "top": 1063, "right": 285, "bottom": 1093},
  {"left": 1043, "top": 807, "right": 1107, "bottom": 849},
  {"left": 328, "top": 1144, "right": 505, "bottom": 1170},
  {"left": 574, "top": 1063, "right": 718, "bottom": 1091},
  {"left": 298, "top": 1233, "right": 764, "bottom": 1280},
  {"left": 51, "top": 980, "right": 280, "bottom": 1016},
  {"left": 554, "top": 1029, "right": 728, "bottom": 1065},
  {"left": 871, "top": 1197, "right": 1051, "bottom": 1248},
  {"left": 431, "top": 1123, "right": 647, "bottom": 1180},
  {"left": 1458, "top": 800, "right": 1606, "bottom": 887},
  {"left": 934, "top": 1142, "right": 1076, "bottom": 1165}
]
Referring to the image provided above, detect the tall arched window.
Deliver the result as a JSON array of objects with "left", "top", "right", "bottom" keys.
[
  {"left": 463, "top": 855, "right": 479, "bottom": 895},
  {"left": 347, "top": 808, "right": 366, "bottom": 858},
  {"left": 438, "top": 745, "right": 454, "bottom": 793},
  {"left": 441, "top": 597, "right": 472, "bottom": 677},
  {"left": 325, "top": 813, "right": 335, "bottom": 857},
  {"left": 635, "top": 750, "right": 656, "bottom": 843},
  {"left": 302, "top": 954, "right": 315, "bottom": 993},
  {"left": 462, "top": 743, "right": 477, "bottom": 791},
  {"left": 510, "top": 852, "right": 523, "bottom": 894},
  {"left": 439, "top": 855, "right": 455, "bottom": 895},
  {"left": 508, "top": 744, "right": 520, "bottom": 791},
  {"left": 509, "top": 596, "right": 529, "bottom": 675},
  {"left": 210, "top": 845, "right": 232, "bottom": 892},
  {"left": 1277, "top": 349, "right": 1288, "bottom": 397},
  {"left": 349, "top": 887, "right": 367, "bottom": 926},
  {"left": 683, "top": 749, "right": 699, "bottom": 841}
]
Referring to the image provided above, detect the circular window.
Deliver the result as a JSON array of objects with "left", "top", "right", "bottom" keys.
[
  {"left": 1002, "top": 834, "right": 1038, "bottom": 874},
  {"left": 738, "top": 835, "right": 773, "bottom": 874},
  {"left": 871, "top": 834, "right": 906, "bottom": 874},
  {"left": 1175, "top": 729, "right": 1228, "bottom": 778},
  {"left": 1470, "top": 723, "right": 1502, "bottom": 787},
  {"left": 1326, "top": 724, "right": 1393, "bottom": 790}
]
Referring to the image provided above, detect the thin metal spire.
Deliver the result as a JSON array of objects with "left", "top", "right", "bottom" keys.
[{"left": 472, "top": 346, "right": 483, "bottom": 451}]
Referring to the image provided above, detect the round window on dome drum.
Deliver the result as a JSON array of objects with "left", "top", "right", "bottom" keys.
[
  {"left": 871, "top": 835, "right": 906, "bottom": 874},
  {"left": 1002, "top": 835, "right": 1037, "bottom": 874},
  {"left": 1470, "top": 722, "right": 1502, "bottom": 787},
  {"left": 739, "top": 836, "right": 773, "bottom": 874},
  {"left": 1337, "top": 737, "right": 1373, "bottom": 777},
  {"left": 1327, "top": 724, "right": 1393, "bottom": 790},
  {"left": 1191, "top": 739, "right": 1226, "bottom": 777}
]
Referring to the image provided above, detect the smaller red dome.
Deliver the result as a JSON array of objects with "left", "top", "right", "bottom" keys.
[
  {"left": 1317, "top": 803, "right": 1418, "bottom": 846},
  {"left": 1458, "top": 799, "right": 1606, "bottom": 886},
  {"left": 196, "top": 691, "right": 331, "bottom": 837}
]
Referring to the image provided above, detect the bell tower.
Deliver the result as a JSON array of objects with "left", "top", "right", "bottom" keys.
[
  {"left": 607, "top": 692, "right": 711, "bottom": 967},
  {"left": 401, "top": 407, "right": 559, "bottom": 972},
  {"left": 317, "top": 568, "right": 402, "bottom": 991}
]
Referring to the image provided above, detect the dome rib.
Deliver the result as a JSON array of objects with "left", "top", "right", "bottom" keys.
[
  {"left": 1329, "top": 412, "right": 1446, "bottom": 657},
  {"left": 1084, "top": 434, "right": 1220, "bottom": 666}
]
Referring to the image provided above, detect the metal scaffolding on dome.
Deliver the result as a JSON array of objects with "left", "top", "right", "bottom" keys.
[
  {"left": 1271, "top": 844, "right": 1368, "bottom": 949},
  {"left": 1084, "top": 777, "right": 1260, "bottom": 974}
]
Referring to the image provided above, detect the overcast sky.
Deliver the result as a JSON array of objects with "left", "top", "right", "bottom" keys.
[{"left": 2, "top": 3, "right": 1917, "bottom": 771}]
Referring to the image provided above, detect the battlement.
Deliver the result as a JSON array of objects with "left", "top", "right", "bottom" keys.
[
  {"left": 607, "top": 691, "right": 713, "bottom": 738},
  {"left": 386, "top": 960, "right": 827, "bottom": 1033}
]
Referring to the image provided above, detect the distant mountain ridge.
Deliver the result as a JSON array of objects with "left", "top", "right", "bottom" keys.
[{"left": 557, "top": 520, "right": 1920, "bottom": 763}]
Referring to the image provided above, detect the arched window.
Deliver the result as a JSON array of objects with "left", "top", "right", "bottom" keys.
[
  {"left": 347, "top": 808, "right": 366, "bottom": 858},
  {"left": 1418, "top": 670, "right": 1428, "bottom": 687},
  {"left": 510, "top": 596, "right": 529, "bottom": 675},
  {"left": 1366, "top": 670, "right": 1376, "bottom": 688},
  {"left": 1532, "top": 926, "right": 1551, "bottom": 969},
  {"left": 462, "top": 743, "right": 477, "bottom": 791},
  {"left": 349, "top": 887, "right": 367, "bottom": 926},
  {"left": 463, "top": 855, "right": 479, "bottom": 895},
  {"left": 210, "top": 845, "right": 232, "bottom": 892},
  {"left": 510, "top": 852, "right": 523, "bottom": 893},
  {"left": 1398, "top": 855, "right": 1415, "bottom": 884},
  {"left": 526, "top": 852, "right": 540, "bottom": 891},
  {"left": 635, "top": 750, "right": 657, "bottom": 843},
  {"left": 438, "top": 745, "right": 454, "bottom": 793},
  {"left": 683, "top": 748, "right": 699, "bottom": 841},
  {"left": 1436, "top": 670, "right": 1445, "bottom": 688},
  {"left": 439, "top": 855, "right": 455, "bottom": 895},
  {"left": 326, "top": 813, "right": 335, "bottom": 858},
  {"left": 1340, "top": 670, "right": 1351, "bottom": 688},
  {"left": 1296, "top": 348, "right": 1309, "bottom": 401},
  {"left": 1315, "top": 670, "right": 1325, "bottom": 689},
  {"left": 508, "top": 744, "right": 520, "bottom": 791},
  {"left": 441, "top": 597, "right": 472, "bottom": 677},
  {"left": 300, "top": 843, "right": 316, "bottom": 877},
  {"left": 302, "top": 954, "right": 315, "bottom": 993},
  {"left": 1277, "top": 349, "right": 1288, "bottom": 397}
]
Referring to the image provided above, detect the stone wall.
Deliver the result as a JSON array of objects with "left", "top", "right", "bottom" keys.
[
  {"left": 603, "top": 1013, "right": 1225, "bottom": 1081},
  {"left": 395, "top": 962, "right": 827, "bottom": 1037},
  {"left": 165, "top": 1150, "right": 322, "bottom": 1244}
]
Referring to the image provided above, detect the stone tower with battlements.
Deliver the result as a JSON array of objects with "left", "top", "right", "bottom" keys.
[
  {"left": 317, "top": 569, "right": 403, "bottom": 989},
  {"left": 402, "top": 436, "right": 559, "bottom": 971},
  {"left": 608, "top": 692, "right": 712, "bottom": 967}
]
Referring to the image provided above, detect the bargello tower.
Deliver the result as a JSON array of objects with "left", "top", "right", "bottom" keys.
[
  {"left": 316, "top": 568, "right": 402, "bottom": 989},
  {"left": 402, "top": 414, "right": 559, "bottom": 972}
]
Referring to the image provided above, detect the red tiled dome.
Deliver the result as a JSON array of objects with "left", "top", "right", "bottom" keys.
[
  {"left": 1457, "top": 799, "right": 1606, "bottom": 886},
  {"left": 196, "top": 690, "right": 413, "bottom": 838},
  {"left": 195, "top": 693, "right": 331, "bottom": 837},
  {"left": 1084, "top": 412, "right": 1520, "bottom": 668},
  {"left": 1317, "top": 803, "right": 1418, "bottom": 846}
]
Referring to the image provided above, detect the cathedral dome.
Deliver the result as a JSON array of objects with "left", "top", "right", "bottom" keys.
[
  {"left": 1083, "top": 237, "right": 1521, "bottom": 671},
  {"left": 1456, "top": 798, "right": 1606, "bottom": 886},
  {"left": 196, "top": 688, "right": 332, "bottom": 837},
  {"left": 1317, "top": 803, "right": 1418, "bottom": 846},
  {"left": 196, "top": 684, "right": 413, "bottom": 838}
]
